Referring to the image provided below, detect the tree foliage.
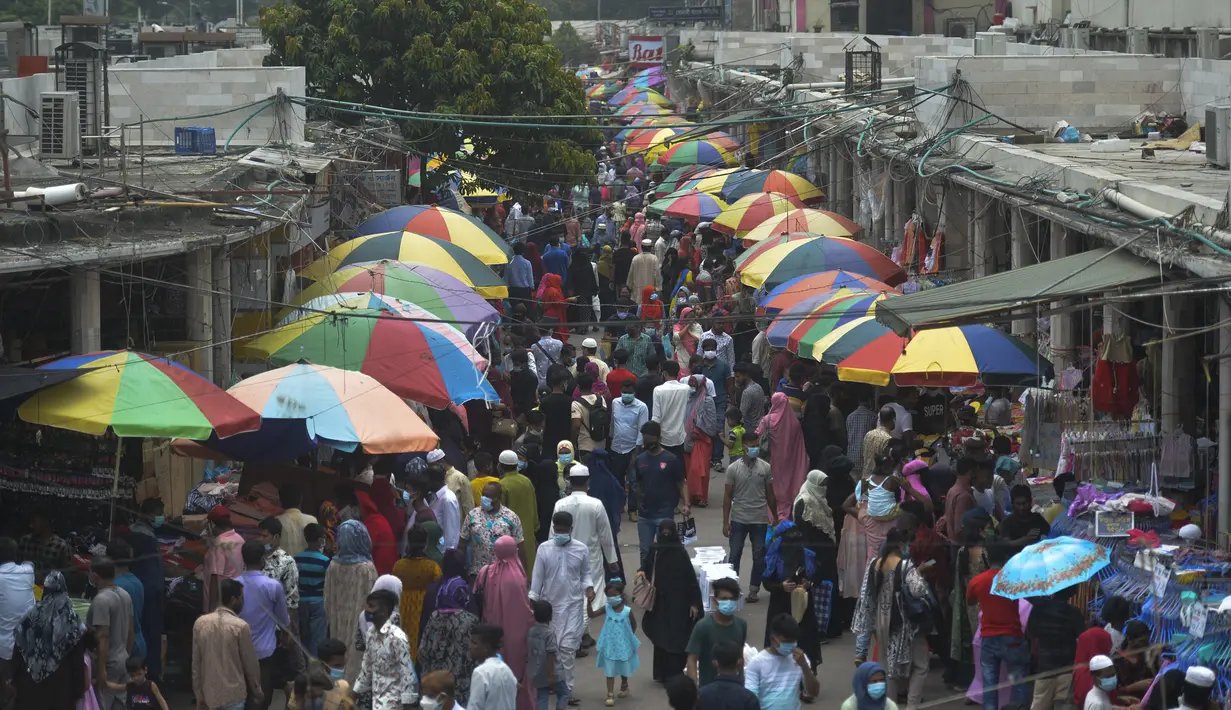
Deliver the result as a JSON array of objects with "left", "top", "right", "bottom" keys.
[
  {"left": 550, "top": 21, "right": 599, "bottom": 66},
  {"left": 260, "top": 0, "right": 600, "bottom": 194}
]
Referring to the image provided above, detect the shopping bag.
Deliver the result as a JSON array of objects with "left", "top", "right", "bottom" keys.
[{"left": 678, "top": 516, "right": 698, "bottom": 545}]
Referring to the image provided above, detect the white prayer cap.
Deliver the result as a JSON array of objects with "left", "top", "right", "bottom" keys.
[
  {"left": 582, "top": 338, "right": 599, "bottom": 350},
  {"left": 1179, "top": 524, "right": 1202, "bottom": 540},
  {"left": 498, "top": 450, "right": 519, "bottom": 466},
  {"left": 569, "top": 464, "right": 590, "bottom": 478},
  {"left": 426, "top": 449, "right": 446, "bottom": 463},
  {"left": 642, "top": 239, "right": 653, "bottom": 246},
  {"left": 1089, "top": 655, "right": 1114, "bottom": 671},
  {"left": 1186, "top": 666, "right": 1216, "bottom": 687}
]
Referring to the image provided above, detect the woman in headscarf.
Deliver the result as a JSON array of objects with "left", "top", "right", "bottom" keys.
[
  {"left": 585, "top": 449, "right": 627, "bottom": 580},
  {"left": 825, "top": 448, "right": 862, "bottom": 636},
  {"left": 13, "top": 570, "right": 91, "bottom": 710},
  {"left": 356, "top": 490, "right": 397, "bottom": 575},
  {"left": 475, "top": 536, "right": 536, "bottom": 710},
  {"left": 354, "top": 574, "right": 404, "bottom": 710},
  {"left": 524, "top": 241, "right": 544, "bottom": 288},
  {"left": 568, "top": 247, "right": 599, "bottom": 326},
  {"left": 392, "top": 524, "right": 441, "bottom": 661},
  {"left": 762, "top": 520, "right": 822, "bottom": 687},
  {"left": 953, "top": 508, "right": 995, "bottom": 706},
  {"left": 419, "top": 548, "right": 467, "bottom": 635},
  {"left": 555, "top": 440, "right": 576, "bottom": 495},
  {"left": 629, "top": 212, "right": 647, "bottom": 244},
  {"left": 672, "top": 307, "right": 703, "bottom": 368},
  {"left": 843, "top": 661, "right": 898, "bottom": 710},
  {"left": 660, "top": 251, "right": 681, "bottom": 298},
  {"left": 757, "top": 392, "right": 809, "bottom": 521},
  {"left": 418, "top": 549, "right": 479, "bottom": 704},
  {"left": 541, "top": 273, "right": 571, "bottom": 343},
  {"left": 597, "top": 245, "right": 615, "bottom": 312},
  {"left": 638, "top": 520, "right": 703, "bottom": 682},
  {"left": 794, "top": 470, "right": 840, "bottom": 643},
  {"left": 639, "top": 285, "right": 664, "bottom": 324},
  {"left": 1073, "top": 628, "right": 1117, "bottom": 709},
  {"left": 683, "top": 373, "right": 719, "bottom": 507},
  {"left": 325, "top": 519, "right": 379, "bottom": 681},
  {"left": 573, "top": 361, "right": 610, "bottom": 400}
]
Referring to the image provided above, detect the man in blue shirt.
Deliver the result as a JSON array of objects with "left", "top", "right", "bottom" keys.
[
  {"left": 293, "top": 523, "right": 330, "bottom": 658},
  {"left": 611, "top": 378, "right": 649, "bottom": 518},
  {"left": 506, "top": 241, "right": 535, "bottom": 307},
  {"left": 633, "top": 421, "right": 689, "bottom": 566},
  {"left": 698, "top": 640, "right": 760, "bottom": 710},
  {"left": 237, "top": 540, "right": 288, "bottom": 709},
  {"left": 541, "top": 237, "right": 571, "bottom": 286}
]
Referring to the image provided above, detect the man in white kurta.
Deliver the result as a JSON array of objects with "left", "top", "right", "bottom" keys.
[
  {"left": 551, "top": 465, "right": 617, "bottom": 615},
  {"left": 530, "top": 511, "right": 592, "bottom": 703}
]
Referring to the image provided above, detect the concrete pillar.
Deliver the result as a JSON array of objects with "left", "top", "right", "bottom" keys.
[
  {"left": 212, "top": 247, "right": 232, "bottom": 389},
  {"left": 1161, "top": 294, "right": 1189, "bottom": 434},
  {"left": 1049, "top": 222, "right": 1076, "bottom": 371},
  {"left": 868, "top": 158, "right": 886, "bottom": 252},
  {"left": 851, "top": 155, "right": 865, "bottom": 230},
  {"left": 1219, "top": 298, "right": 1231, "bottom": 540},
  {"left": 826, "top": 144, "right": 838, "bottom": 209},
  {"left": 69, "top": 270, "right": 101, "bottom": 354},
  {"left": 882, "top": 161, "right": 896, "bottom": 249},
  {"left": 943, "top": 188, "right": 969, "bottom": 273},
  {"left": 186, "top": 247, "right": 214, "bottom": 384},
  {"left": 1009, "top": 209, "right": 1036, "bottom": 342},
  {"left": 891, "top": 177, "right": 908, "bottom": 241},
  {"left": 970, "top": 192, "right": 993, "bottom": 278},
  {"left": 836, "top": 149, "right": 853, "bottom": 219}
]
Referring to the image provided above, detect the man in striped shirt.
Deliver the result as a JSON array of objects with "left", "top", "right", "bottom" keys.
[{"left": 294, "top": 523, "right": 330, "bottom": 659}]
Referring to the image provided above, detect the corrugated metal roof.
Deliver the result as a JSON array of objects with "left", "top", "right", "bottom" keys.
[{"left": 876, "top": 247, "right": 1163, "bottom": 334}]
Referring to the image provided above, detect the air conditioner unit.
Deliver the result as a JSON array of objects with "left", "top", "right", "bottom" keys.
[
  {"left": 39, "top": 91, "right": 81, "bottom": 161},
  {"left": 1206, "top": 105, "right": 1231, "bottom": 169},
  {"left": 946, "top": 18, "right": 975, "bottom": 38}
]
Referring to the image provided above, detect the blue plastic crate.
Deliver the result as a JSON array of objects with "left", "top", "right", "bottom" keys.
[{"left": 174, "top": 127, "right": 217, "bottom": 155}]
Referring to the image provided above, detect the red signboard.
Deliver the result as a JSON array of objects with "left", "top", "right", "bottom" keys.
[{"left": 628, "top": 35, "right": 665, "bottom": 68}]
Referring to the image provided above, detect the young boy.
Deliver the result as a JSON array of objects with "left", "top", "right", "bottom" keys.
[
  {"left": 723, "top": 409, "right": 746, "bottom": 464},
  {"left": 295, "top": 523, "right": 331, "bottom": 658},
  {"left": 529, "top": 600, "right": 566, "bottom": 710},
  {"left": 744, "top": 614, "right": 819, "bottom": 710},
  {"left": 316, "top": 638, "right": 353, "bottom": 709},
  {"left": 289, "top": 667, "right": 337, "bottom": 710},
  {"left": 103, "top": 656, "right": 169, "bottom": 710},
  {"left": 685, "top": 578, "right": 747, "bottom": 688},
  {"left": 469, "top": 623, "right": 519, "bottom": 710},
  {"left": 697, "top": 640, "right": 759, "bottom": 710}
]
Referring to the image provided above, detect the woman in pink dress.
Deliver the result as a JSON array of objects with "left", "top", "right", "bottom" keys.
[
  {"left": 756, "top": 392, "right": 809, "bottom": 521},
  {"left": 475, "top": 536, "right": 535, "bottom": 710}
]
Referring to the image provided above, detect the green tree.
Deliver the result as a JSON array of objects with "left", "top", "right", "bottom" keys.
[
  {"left": 550, "top": 21, "right": 599, "bottom": 67},
  {"left": 260, "top": 0, "right": 599, "bottom": 194}
]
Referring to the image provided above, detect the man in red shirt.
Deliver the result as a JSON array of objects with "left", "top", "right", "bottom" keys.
[
  {"left": 966, "top": 544, "right": 1031, "bottom": 710},
  {"left": 606, "top": 348, "right": 637, "bottom": 395},
  {"left": 944, "top": 456, "right": 978, "bottom": 542}
]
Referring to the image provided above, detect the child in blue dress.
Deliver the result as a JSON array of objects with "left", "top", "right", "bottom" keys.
[{"left": 589, "top": 579, "right": 640, "bottom": 706}]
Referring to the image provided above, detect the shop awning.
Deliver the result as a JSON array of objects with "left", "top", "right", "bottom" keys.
[{"left": 876, "top": 247, "right": 1162, "bottom": 335}]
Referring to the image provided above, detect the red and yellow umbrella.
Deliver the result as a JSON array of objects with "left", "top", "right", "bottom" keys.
[
  {"left": 757, "top": 270, "right": 900, "bottom": 316},
  {"left": 741, "top": 208, "right": 863, "bottom": 243},
  {"left": 646, "top": 189, "right": 728, "bottom": 222},
  {"left": 653, "top": 140, "right": 738, "bottom": 169},
  {"left": 712, "top": 192, "right": 804, "bottom": 236},
  {"left": 625, "top": 127, "right": 690, "bottom": 155},
  {"left": 736, "top": 235, "right": 906, "bottom": 290},
  {"left": 722, "top": 169, "right": 825, "bottom": 204}
]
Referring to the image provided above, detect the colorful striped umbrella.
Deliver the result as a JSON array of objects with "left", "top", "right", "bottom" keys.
[
  {"left": 299, "top": 232, "right": 508, "bottom": 299},
  {"left": 587, "top": 82, "right": 622, "bottom": 99},
  {"left": 733, "top": 231, "right": 821, "bottom": 269},
  {"left": 780, "top": 291, "right": 891, "bottom": 351},
  {"left": 610, "top": 89, "right": 672, "bottom": 108},
  {"left": 284, "top": 261, "right": 499, "bottom": 338},
  {"left": 176, "top": 363, "right": 439, "bottom": 459},
  {"left": 629, "top": 72, "right": 667, "bottom": 89},
  {"left": 19, "top": 350, "right": 261, "bottom": 439},
  {"left": 800, "top": 317, "right": 1050, "bottom": 387},
  {"left": 740, "top": 208, "right": 863, "bottom": 242},
  {"left": 348, "top": 205, "right": 510, "bottom": 264},
  {"left": 655, "top": 166, "right": 713, "bottom": 198},
  {"left": 699, "top": 130, "right": 741, "bottom": 153},
  {"left": 243, "top": 302, "right": 498, "bottom": 408},
  {"left": 712, "top": 192, "right": 804, "bottom": 236},
  {"left": 646, "top": 189, "right": 728, "bottom": 221},
  {"left": 283, "top": 290, "right": 498, "bottom": 341},
  {"left": 625, "top": 127, "right": 690, "bottom": 155},
  {"left": 682, "top": 167, "right": 761, "bottom": 196},
  {"left": 722, "top": 169, "right": 825, "bottom": 204},
  {"left": 737, "top": 235, "right": 906, "bottom": 290},
  {"left": 616, "top": 103, "right": 671, "bottom": 120},
  {"left": 757, "top": 270, "right": 900, "bottom": 316},
  {"left": 652, "top": 140, "right": 737, "bottom": 169}
]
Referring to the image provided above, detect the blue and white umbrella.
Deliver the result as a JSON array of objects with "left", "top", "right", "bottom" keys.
[{"left": 991, "top": 536, "right": 1111, "bottom": 599}]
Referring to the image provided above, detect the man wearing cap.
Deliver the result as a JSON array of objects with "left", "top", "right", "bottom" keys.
[
  {"left": 626, "top": 236, "right": 661, "bottom": 297},
  {"left": 498, "top": 449, "right": 539, "bottom": 576},
  {"left": 581, "top": 338, "right": 610, "bottom": 382},
  {"left": 428, "top": 448, "right": 475, "bottom": 512},
  {"left": 201, "top": 506, "right": 245, "bottom": 612},
  {"left": 1084, "top": 655, "right": 1118, "bottom": 710},
  {"left": 553, "top": 464, "right": 618, "bottom": 619},
  {"left": 1176, "top": 666, "right": 1217, "bottom": 710}
]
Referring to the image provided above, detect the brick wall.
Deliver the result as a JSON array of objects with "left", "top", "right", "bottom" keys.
[{"left": 1179, "top": 58, "right": 1231, "bottom": 124}]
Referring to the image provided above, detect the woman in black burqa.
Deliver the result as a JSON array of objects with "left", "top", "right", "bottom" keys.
[{"left": 639, "top": 520, "right": 703, "bottom": 682}]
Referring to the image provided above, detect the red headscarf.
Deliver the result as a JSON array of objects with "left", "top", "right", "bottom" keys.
[
  {"left": 1073, "top": 628, "right": 1118, "bottom": 707},
  {"left": 523, "top": 241, "right": 544, "bottom": 285},
  {"left": 356, "top": 490, "right": 397, "bottom": 575},
  {"left": 640, "top": 285, "right": 663, "bottom": 321}
]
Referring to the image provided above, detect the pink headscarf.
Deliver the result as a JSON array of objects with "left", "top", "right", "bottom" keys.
[
  {"left": 758, "top": 392, "right": 809, "bottom": 520},
  {"left": 629, "top": 212, "right": 647, "bottom": 243},
  {"left": 478, "top": 536, "right": 535, "bottom": 710}
]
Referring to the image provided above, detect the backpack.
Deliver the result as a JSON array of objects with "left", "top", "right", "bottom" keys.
[
  {"left": 895, "top": 559, "right": 938, "bottom": 635},
  {"left": 578, "top": 396, "right": 610, "bottom": 443}
]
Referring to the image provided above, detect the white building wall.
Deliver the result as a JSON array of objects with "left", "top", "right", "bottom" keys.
[{"left": 0, "top": 72, "right": 57, "bottom": 157}]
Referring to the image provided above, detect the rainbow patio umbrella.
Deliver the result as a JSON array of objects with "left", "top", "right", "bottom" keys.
[
  {"left": 587, "top": 82, "right": 622, "bottom": 99},
  {"left": 348, "top": 205, "right": 511, "bottom": 264},
  {"left": 767, "top": 289, "right": 889, "bottom": 349},
  {"left": 800, "top": 317, "right": 1050, "bottom": 387},
  {"left": 737, "top": 235, "right": 906, "bottom": 290},
  {"left": 757, "top": 270, "right": 899, "bottom": 316},
  {"left": 713, "top": 192, "right": 804, "bottom": 236},
  {"left": 174, "top": 363, "right": 440, "bottom": 460},
  {"left": 299, "top": 232, "right": 507, "bottom": 299},
  {"left": 19, "top": 350, "right": 261, "bottom": 439},
  {"left": 243, "top": 301, "right": 498, "bottom": 409},
  {"left": 646, "top": 189, "right": 728, "bottom": 222},
  {"left": 655, "top": 166, "right": 713, "bottom": 198},
  {"left": 609, "top": 89, "right": 672, "bottom": 108},
  {"left": 741, "top": 208, "right": 862, "bottom": 243},
  {"left": 682, "top": 167, "right": 760, "bottom": 196},
  {"left": 616, "top": 103, "right": 671, "bottom": 121},
  {"left": 722, "top": 169, "right": 825, "bottom": 204},
  {"left": 624, "top": 127, "right": 690, "bottom": 155},
  {"left": 283, "top": 261, "right": 499, "bottom": 339},
  {"left": 283, "top": 291, "right": 498, "bottom": 343},
  {"left": 735, "top": 232, "right": 819, "bottom": 269},
  {"left": 629, "top": 71, "right": 667, "bottom": 89},
  {"left": 653, "top": 140, "right": 737, "bottom": 169}
]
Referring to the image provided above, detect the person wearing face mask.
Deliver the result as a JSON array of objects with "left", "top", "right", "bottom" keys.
[
  {"left": 1084, "top": 655, "right": 1120, "bottom": 710},
  {"left": 553, "top": 464, "right": 619, "bottom": 624},
  {"left": 460, "top": 481, "right": 527, "bottom": 578},
  {"left": 351, "top": 589, "right": 419, "bottom": 710},
  {"left": 530, "top": 512, "right": 595, "bottom": 708},
  {"left": 256, "top": 517, "right": 301, "bottom": 639},
  {"left": 237, "top": 541, "right": 289, "bottom": 710},
  {"left": 682, "top": 575, "right": 742, "bottom": 687},
  {"left": 610, "top": 379, "right": 649, "bottom": 521},
  {"left": 683, "top": 372, "right": 719, "bottom": 508},
  {"left": 497, "top": 449, "right": 539, "bottom": 578},
  {"left": 289, "top": 666, "right": 336, "bottom": 710},
  {"left": 125, "top": 498, "right": 165, "bottom": 682},
  {"left": 843, "top": 661, "right": 899, "bottom": 710},
  {"left": 744, "top": 614, "right": 820, "bottom": 710},
  {"left": 312, "top": 639, "right": 351, "bottom": 709},
  {"left": 639, "top": 520, "right": 703, "bottom": 684},
  {"left": 420, "top": 671, "right": 463, "bottom": 710},
  {"left": 391, "top": 525, "right": 441, "bottom": 661},
  {"left": 200, "top": 506, "right": 245, "bottom": 613},
  {"left": 190, "top": 578, "right": 264, "bottom": 710},
  {"left": 722, "top": 429, "right": 776, "bottom": 603}
]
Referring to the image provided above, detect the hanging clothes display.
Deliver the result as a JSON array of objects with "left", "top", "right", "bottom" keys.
[{"left": 1092, "top": 334, "right": 1139, "bottom": 416}]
